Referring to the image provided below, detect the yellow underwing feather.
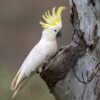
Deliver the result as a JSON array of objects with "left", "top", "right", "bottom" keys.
[{"left": 40, "top": 6, "right": 66, "bottom": 29}]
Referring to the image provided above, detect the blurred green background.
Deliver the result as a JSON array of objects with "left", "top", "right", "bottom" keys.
[{"left": 0, "top": 0, "right": 72, "bottom": 100}]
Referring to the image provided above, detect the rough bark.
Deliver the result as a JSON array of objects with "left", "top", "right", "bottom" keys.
[{"left": 40, "top": 0, "right": 100, "bottom": 100}]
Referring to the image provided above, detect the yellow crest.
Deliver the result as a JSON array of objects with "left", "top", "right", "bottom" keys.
[{"left": 40, "top": 6, "right": 66, "bottom": 29}]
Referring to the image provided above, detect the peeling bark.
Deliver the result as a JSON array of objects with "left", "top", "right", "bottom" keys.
[{"left": 40, "top": 0, "right": 100, "bottom": 100}]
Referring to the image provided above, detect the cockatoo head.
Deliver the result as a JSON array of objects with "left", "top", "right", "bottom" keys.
[{"left": 40, "top": 6, "right": 66, "bottom": 39}]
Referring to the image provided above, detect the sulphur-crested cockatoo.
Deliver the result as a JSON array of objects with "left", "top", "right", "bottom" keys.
[{"left": 11, "top": 6, "right": 66, "bottom": 98}]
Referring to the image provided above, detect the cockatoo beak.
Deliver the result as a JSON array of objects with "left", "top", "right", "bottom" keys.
[{"left": 56, "top": 31, "right": 63, "bottom": 38}]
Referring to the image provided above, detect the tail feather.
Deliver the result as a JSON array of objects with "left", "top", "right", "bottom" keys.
[
  {"left": 12, "top": 76, "right": 30, "bottom": 98},
  {"left": 11, "top": 68, "right": 22, "bottom": 91},
  {"left": 11, "top": 68, "right": 33, "bottom": 98},
  {"left": 14, "top": 71, "right": 26, "bottom": 91},
  {"left": 11, "top": 68, "right": 25, "bottom": 92}
]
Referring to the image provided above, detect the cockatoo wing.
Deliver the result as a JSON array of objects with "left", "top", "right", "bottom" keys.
[{"left": 11, "top": 42, "right": 48, "bottom": 98}]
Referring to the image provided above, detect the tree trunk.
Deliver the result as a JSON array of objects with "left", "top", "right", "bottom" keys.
[{"left": 40, "top": 0, "right": 100, "bottom": 100}]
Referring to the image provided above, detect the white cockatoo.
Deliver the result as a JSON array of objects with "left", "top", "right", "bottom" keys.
[{"left": 11, "top": 6, "right": 66, "bottom": 98}]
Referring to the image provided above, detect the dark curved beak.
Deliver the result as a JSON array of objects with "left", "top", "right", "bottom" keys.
[{"left": 56, "top": 31, "right": 63, "bottom": 38}]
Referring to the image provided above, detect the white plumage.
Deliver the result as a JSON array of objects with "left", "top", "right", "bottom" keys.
[{"left": 11, "top": 6, "right": 66, "bottom": 98}]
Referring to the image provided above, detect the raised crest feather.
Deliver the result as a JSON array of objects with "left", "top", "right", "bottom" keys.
[{"left": 40, "top": 6, "right": 66, "bottom": 28}]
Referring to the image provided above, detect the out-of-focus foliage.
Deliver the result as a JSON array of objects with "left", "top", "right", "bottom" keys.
[{"left": 0, "top": 0, "right": 72, "bottom": 100}]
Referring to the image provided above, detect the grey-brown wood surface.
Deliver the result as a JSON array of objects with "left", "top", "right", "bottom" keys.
[{"left": 40, "top": 0, "right": 100, "bottom": 100}]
